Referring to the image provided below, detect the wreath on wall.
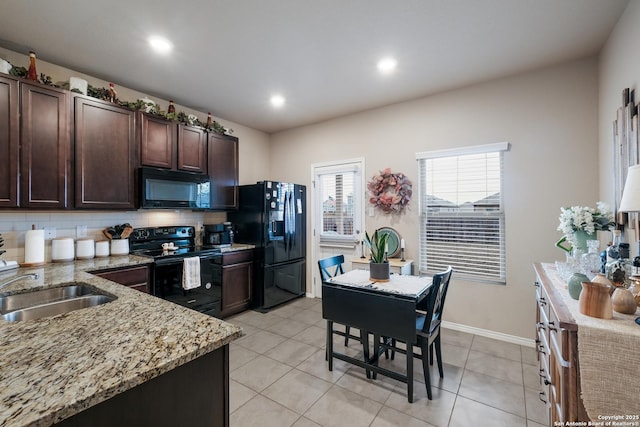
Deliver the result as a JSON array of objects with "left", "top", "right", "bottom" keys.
[{"left": 367, "top": 168, "right": 412, "bottom": 213}]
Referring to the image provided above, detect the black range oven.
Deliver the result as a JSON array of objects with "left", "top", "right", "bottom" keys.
[{"left": 130, "top": 226, "right": 222, "bottom": 317}]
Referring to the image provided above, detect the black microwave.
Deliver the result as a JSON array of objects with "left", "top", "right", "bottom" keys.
[{"left": 139, "top": 167, "right": 211, "bottom": 209}]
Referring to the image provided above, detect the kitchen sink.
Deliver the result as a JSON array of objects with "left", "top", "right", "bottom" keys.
[{"left": 0, "top": 283, "right": 117, "bottom": 322}]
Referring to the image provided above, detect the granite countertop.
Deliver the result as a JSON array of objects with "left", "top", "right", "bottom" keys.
[
  {"left": 219, "top": 243, "right": 255, "bottom": 253},
  {"left": 0, "top": 255, "right": 243, "bottom": 427}
]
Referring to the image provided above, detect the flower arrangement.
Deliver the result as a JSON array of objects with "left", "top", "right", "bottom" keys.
[
  {"left": 367, "top": 168, "right": 412, "bottom": 213},
  {"left": 557, "top": 202, "right": 616, "bottom": 242}
]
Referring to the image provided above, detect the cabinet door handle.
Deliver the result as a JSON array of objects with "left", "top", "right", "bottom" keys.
[{"left": 539, "top": 391, "right": 547, "bottom": 404}]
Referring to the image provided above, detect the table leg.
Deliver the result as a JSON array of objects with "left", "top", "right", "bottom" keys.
[
  {"left": 361, "top": 329, "right": 371, "bottom": 379},
  {"left": 407, "top": 344, "right": 413, "bottom": 403},
  {"left": 327, "top": 320, "right": 333, "bottom": 371}
]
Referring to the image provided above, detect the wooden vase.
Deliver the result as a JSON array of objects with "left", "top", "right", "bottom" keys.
[
  {"left": 611, "top": 288, "right": 638, "bottom": 315},
  {"left": 579, "top": 281, "right": 612, "bottom": 319}
]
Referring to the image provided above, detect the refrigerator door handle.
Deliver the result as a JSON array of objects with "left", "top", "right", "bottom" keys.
[{"left": 283, "top": 190, "right": 289, "bottom": 252}]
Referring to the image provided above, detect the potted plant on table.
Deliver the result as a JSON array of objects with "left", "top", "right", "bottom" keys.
[{"left": 365, "top": 230, "right": 390, "bottom": 282}]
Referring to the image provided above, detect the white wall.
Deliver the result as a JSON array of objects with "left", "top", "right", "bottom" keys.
[
  {"left": 0, "top": 47, "right": 271, "bottom": 261},
  {"left": 599, "top": 0, "right": 640, "bottom": 250},
  {"left": 270, "top": 58, "right": 600, "bottom": 340}
]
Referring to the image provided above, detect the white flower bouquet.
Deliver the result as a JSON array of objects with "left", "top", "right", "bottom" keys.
[{"left": 557, "top": 202, "right": 616, "bottom": 238}]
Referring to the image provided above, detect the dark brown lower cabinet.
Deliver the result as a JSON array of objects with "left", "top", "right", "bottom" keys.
[
  {"left": 57, "top": 345, "right": 229, "bottom": 427},
  {"left": 91, "top": 264, "right": 151, "bottom": 293},
  {"left": 213, "top": 250, "right": 253, "bottom": 317}
]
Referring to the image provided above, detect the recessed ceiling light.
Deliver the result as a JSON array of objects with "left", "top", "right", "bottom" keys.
[
  {"left": 148, "top": 36, "right": 173, "bottom": 54},
  {"left": 270, "top": 94, "right": 286, "bottom": 108},
  {"left": 377, "top": 57, "right": 397, "bottom": 74}
]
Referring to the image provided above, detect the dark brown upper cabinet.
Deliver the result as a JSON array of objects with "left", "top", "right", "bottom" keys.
[
  {"left": 74, "top": 95, "right": 136, "bottom": 209},
  {"left": 0, "top": 75, "right": 19, "bottom": 208},
  {"left": 207, "top": 133, "right": 239, "bottom": 210},
  {"left": 139, "top": 112, "right": 207, "bottom": 174},
  {"left": 20, "top": 81, "right": 70, "bottom": 208},
  {"left": 138, "top": 111, "right": 176, "bottom": 169},
  {"left": 0, "top": 75, "right": 70, "bottom": 209},
  {"left": 177, "top": 124, "right": 207, "bottom": 174}
]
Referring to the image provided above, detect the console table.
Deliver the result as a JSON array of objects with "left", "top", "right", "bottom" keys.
[{"left": 534, "top": 263, "right": 640, "bottom": 424}]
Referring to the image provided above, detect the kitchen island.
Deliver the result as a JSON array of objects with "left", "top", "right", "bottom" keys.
[{"left": 0, "top": 255, "right": 243, "bottom": 427}]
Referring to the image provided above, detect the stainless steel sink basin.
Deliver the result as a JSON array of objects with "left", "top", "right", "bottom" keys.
[{"left": 0, "top": 283, "right": 117, "bottom": 322}]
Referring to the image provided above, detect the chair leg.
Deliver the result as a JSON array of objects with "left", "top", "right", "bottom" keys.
[
  {"left": 345, "top": 325, "right": 350, "bottom": 346},
  {"left": 435, "top": 334, "right": 444, "bottom": 378},
  {"left": 391, "top": 338, "right": 396, "bottom": 360},
  {"left": 420, "top": 341, "right": 433, "bottom": 400},
  {"left": 429, "top": 341, "right": 434, "bottom": 366}
]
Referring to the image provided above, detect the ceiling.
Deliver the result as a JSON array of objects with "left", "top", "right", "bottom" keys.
[{"left": 0, "top": 0, "right": 630, "bottom": 134}]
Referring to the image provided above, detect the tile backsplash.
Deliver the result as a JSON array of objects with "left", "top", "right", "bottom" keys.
[{"left": 0, "top": 210, "right": 226, "bottom": 263}]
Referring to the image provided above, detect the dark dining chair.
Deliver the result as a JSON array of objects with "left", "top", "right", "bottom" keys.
[
  {"left": 376, "top": 266, "right": 453, "bottom": 401},
  {"left": 318, "top": 255, "right": 361, "bottom": 347}
]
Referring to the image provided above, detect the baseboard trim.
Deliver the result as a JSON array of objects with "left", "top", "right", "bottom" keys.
[{"left": 442, "top": 320, "right": 536, "bottom": 348}]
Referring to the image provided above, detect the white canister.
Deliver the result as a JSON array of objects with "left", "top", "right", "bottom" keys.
[
  {"left": 0, "top": 58, "right": 12, "bottom": 74},
  {"left": 95, "top": 240, "right": 110, "bottom": 257},
  {"left": 76, "top": 238, "right": 95, "bottom": 259},
  {"left": 69, "top": 76, "right": 88, "bottom": 95},
  {"left": 111, "top": 239, "right": 129, "bottom": 256},
  {"left": 51, "top": 237, "right": 75, "bottom": 262}
]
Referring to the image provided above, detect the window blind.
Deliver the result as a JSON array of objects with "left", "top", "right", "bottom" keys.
[{"left": 417, "top": 144, "right": 508, "bottom": 284}]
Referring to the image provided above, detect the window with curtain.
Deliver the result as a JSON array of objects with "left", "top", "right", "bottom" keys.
[
  {"left": 315, "top": 161, "right": 363, "bottom": 245},
  {"left": 416, "top": 142, "right": 509, "bottom": 284}
]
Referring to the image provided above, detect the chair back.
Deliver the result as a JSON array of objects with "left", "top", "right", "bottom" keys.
[
  {"left": 421, "top": 266, "right": 453, "bottom": 334},
  {"left": 318, "top": 255, "right": 345, "bottom": 282}
]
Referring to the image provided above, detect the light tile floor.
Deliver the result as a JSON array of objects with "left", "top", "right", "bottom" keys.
[{"left": 226, "top": 297, "right": 549, "bottom": 427}]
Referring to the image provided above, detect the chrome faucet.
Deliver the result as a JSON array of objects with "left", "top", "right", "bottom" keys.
[{"left": 0, "top": 273, "right": 39, "bottom": 291}]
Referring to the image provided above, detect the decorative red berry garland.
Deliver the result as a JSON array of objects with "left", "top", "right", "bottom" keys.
[{"left": 367, "top": 168, "right": 412, "bottom": 213}]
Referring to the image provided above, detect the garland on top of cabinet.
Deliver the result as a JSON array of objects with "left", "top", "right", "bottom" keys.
[{"left": 4, "top": 53, "right": 232, "bottom": 135}]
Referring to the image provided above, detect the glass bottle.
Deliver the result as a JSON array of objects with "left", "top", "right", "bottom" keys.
[
  {"left": 206, "top": 112, "right": 212, "bottom": 128},
  {"left": 168, "top": 100, "right": 176, "bottom": 114},
  {"left": 580, "top": 240, "right": 601, "bottom": 277},
  {"left": 108, "top": 83, "right": 117, "bottom": 103},
  {"left": 606, "top": 241, "right": 632, "bottom": 288},
  {"left": 27, "top": 51, "right": 37, "bottom": 81},
  {"left": 607, "top": 230, "right": 621, "bottom": 262}
]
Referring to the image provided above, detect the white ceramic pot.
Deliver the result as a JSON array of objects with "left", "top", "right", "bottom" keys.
[
  {"left": 51, "top": 238, "right": 75, "bottom": 262},
  {"left": 76, "top": 238, "right": 95, "bottom": 259},
  {"left": 95, "top": 240, "right": 110, "bottom": 257},
  {"left": 110, "top": 239, "right": 129, "bottom": 256}
]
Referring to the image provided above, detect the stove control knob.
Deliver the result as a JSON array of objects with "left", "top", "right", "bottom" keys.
[{"left": 205, "top": 282, "right": 212, "bottom": 289}]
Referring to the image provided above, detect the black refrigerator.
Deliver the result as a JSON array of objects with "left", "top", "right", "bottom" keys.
[{"left": 228, "top": 181, "right": 306, "bottom": 310}]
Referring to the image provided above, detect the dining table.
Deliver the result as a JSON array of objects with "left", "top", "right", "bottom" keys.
[{"left": 322, "top": 269, "right": 434, "bottom": 402}]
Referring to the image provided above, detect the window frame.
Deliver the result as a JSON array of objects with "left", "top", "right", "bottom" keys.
[
  {"left": 416, "top": 142, "right": 509, "bottom": 284},
  {"left": 313, "top": 159, "right": 365, "bottom": 247}
]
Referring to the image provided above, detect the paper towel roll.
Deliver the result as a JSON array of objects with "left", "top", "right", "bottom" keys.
[
  {"left": 52, "top": 238, "right": 75, "bottom": 262},
  {"left": 24, "top": 229, "right": 45, "bottom": 265}
]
